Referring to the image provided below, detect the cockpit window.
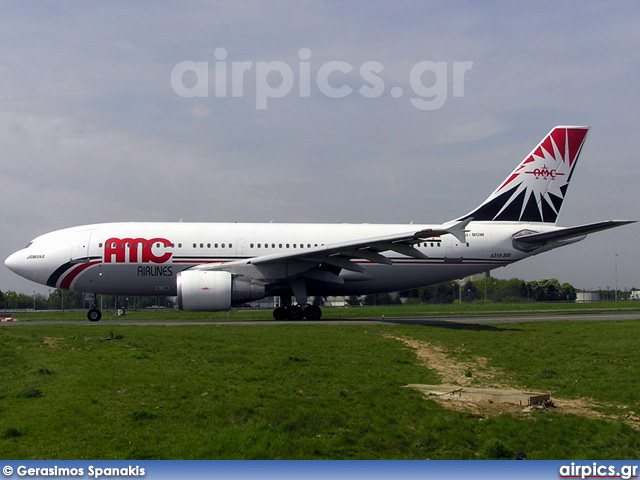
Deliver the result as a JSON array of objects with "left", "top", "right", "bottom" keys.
[{"left": 24, "top": 242, "right": 33, "bottom": 249}]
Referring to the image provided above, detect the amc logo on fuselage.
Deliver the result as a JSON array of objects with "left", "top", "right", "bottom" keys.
[{"left": 104, "top": 237, "right": 173, "bottom": 264}]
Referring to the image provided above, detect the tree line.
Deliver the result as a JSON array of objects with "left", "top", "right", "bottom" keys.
[{"left": 353, "top": 277, "right": 623, "bottom": 306}]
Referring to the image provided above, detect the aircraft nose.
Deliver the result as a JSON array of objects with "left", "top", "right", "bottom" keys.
[
  {"left": 5, "top": 249, "right": 42, "bottom": 282},
  {"left": 5, "top": 250, "right": 23, "bottom": 274}
]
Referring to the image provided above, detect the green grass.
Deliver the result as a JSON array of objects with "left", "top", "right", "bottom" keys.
[
  {"left": 1, "top": 318, "right": 639, "bottom": 459},
  {"left": 408, "top": 320, "right": 640, "bottom": 406}
]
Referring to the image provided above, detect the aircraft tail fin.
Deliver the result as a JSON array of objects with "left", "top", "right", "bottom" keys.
[{"left": 459, "top": 126, "right": 589, "bottom": 223}]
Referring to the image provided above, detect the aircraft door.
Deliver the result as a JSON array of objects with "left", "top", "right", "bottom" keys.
[
  {"left": 236, "top": 239, "right": 247, "bottom": 257},
  {"left": 444, "top": 236, "right": 463, "bottom": 264},
  {"left": 71, "top": 233, "right": 92, "bottom": 263}
]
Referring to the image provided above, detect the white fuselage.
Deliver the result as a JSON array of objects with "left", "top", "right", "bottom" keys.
[{"left": 5, "top": 221, "right": 556, "bottom": 298}]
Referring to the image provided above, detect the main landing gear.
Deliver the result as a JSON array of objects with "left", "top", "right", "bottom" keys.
[
  {"left": 273, "top": 280, "right": 323, "bottom": 320},
  {"left": 273, "top": 304, "right": 322, "bottom": 321}
]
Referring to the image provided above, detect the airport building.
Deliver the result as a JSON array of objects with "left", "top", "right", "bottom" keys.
[{"left": 576, "top": 291, "right": 600, "bottom": 303}]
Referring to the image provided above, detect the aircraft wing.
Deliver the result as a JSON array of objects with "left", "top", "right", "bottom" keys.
[
  {"left": 513, "top": 220, "right": 635, "bottom": 249},
  {"left": 194, "top": 218, "right": 472, "bottom": 284}
]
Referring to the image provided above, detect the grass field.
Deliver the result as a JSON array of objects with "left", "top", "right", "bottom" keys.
[{"left": 1, "top": 308, "right": 640, "bottom": 459}]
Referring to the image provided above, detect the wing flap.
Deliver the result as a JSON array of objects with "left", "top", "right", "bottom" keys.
[
  {"left": 371, "top": 242, "right": 428, "bottom": 259},
  {"left": 300, "top": 269, "right": 345, "bottom": 285},
  {"left": 343, "top": 248, "right": 393, "bottom": 265},
  {"left": 304, "top": 255, "right": 365, "bottom": 273}
]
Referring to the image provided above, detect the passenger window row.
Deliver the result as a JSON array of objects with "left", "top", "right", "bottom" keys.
[
  {"left": 97, "top": 240, "right": 457, "bottom": 251},
  {"left": 192, "top": 243, "right": 231, "bottom": 249},
  {"left": 250, "top": 243, "right": 320, "bottom": 249},
  {"left": 98, "top": 242, "right": 231, "bottom": 249}
]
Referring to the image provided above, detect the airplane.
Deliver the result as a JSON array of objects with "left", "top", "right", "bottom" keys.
[{"left": 5, "top": 126, "right": 634, "bottom": 322}]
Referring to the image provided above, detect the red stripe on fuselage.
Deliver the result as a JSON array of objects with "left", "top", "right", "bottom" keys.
[{"left": 59, "top": 261, "right": 101, "bottom": 290}]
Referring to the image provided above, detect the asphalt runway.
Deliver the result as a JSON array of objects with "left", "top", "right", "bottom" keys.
[
  {"left": 385, "top": 310, "right": 640, "bottom": 326},
  {"left": 2, "top": 310, "right": 639, "bottom": 326}
]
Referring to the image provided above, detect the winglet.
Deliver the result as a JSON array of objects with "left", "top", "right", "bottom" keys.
[
  {"left": 413, "top": 218, "right": 472, "bottom": 244},
  {"left": 442, "top": 217, "right": 473, "bottom": 243}
]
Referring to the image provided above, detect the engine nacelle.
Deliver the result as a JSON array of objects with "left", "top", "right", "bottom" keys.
[{"left": 177, "top": 270, "right": 266, "bottom": 311}]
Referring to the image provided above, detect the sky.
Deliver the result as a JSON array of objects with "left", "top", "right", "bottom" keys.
[{"left": 1, "top": 1, "right": 639, "bottom": 295}]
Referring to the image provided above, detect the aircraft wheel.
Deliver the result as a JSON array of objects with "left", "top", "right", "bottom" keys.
[
  {"left": 287, "top": 305, "right": 304, "bottom": 321},
  {"left": 87, "top": 309, "right": 102, "bottom": 322},
  {"left": 273, "top": 306, "right": 288, "bottom": 321},
  {"left": 304, "top": 305, "right": 322, "bottom": 320}
]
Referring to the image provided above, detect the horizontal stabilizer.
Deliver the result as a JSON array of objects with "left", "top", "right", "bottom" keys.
[{"left": 513, "top": 220, "right": 635, "bottom": 249}]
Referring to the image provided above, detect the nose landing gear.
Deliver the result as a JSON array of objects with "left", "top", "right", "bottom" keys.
[
  {"left": 85, "top": 293, "right": 102, "bottom": 322},
  {"left": 87, "top": 308, "right": 102, "bottom": 322}
]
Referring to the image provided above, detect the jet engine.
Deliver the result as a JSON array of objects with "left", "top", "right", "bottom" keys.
[{"left": 177, "top": 270, "right": 265, "bottom": 311}]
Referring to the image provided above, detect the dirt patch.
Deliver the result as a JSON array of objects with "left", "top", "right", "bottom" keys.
[
  {"left": 386, "top": 333, "right": 638, "bottom": 429},
  {"left": 41, "top": 337, "right": 62, "bottom": 349},
  {"left": 387, "top": 334, "right": 509, "bottom": 388}
]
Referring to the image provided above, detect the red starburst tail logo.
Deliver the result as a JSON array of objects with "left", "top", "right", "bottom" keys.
[{"left": 459, "top": 126, "right": 589, "bottom": 224}]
